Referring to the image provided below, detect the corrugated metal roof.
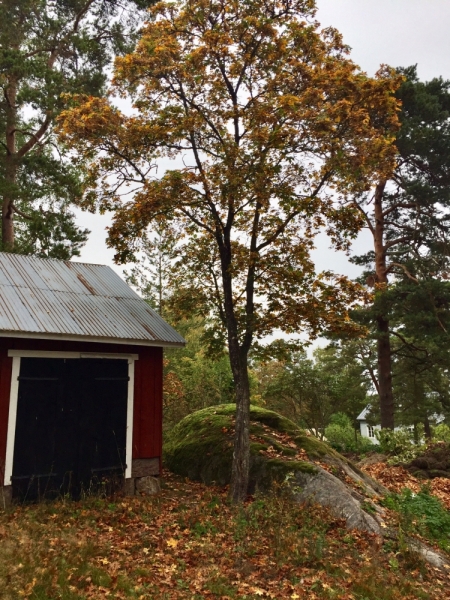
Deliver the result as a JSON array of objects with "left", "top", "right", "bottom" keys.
[{"left": 0, "top": 253, "right": 185, "bottom": 347}]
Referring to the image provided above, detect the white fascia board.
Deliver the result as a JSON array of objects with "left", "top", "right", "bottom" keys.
[{"left": 8, "top": 349, "right": 139, "bottom": 362}]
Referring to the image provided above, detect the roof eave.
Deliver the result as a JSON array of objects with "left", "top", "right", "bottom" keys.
[{"left": 0, "top": 330, "right": 186, "bottom": 348}]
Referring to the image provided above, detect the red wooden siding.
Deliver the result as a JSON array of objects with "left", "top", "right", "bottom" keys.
[
  {"left": 132, "top": 347, "right": 163, "bottom": 460},
  {"left": 0, "top": 338, "right": 163, "bottom": 475}
]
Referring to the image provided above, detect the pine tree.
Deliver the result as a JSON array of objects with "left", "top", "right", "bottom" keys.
[
  {"left": 0, "top": 0, "right": 152, "bottom": 257},
  {"left": 352, "top": 66, "right": 450, "bottom": 428}
]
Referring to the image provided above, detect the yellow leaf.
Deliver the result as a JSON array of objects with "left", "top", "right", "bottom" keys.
[{"left": 167, "top": 538, "right": 178, "bottom": 548}]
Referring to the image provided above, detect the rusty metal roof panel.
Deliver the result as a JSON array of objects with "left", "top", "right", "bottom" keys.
[{"left": 0, "top": 253, "right": 185, "bottom": 347}]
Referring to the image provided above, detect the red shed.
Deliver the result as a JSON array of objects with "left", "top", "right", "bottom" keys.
[{"left": 0, "top": 253, "right": 185, "bottom": 505}]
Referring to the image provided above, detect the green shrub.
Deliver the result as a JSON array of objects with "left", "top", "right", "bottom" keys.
[
  {"left": 325, "top": 413, "right": 374, "bottom": 454},
  {"left": 375, "top": 428, "right": 423, "bottom": 463},
  {"left": 383, "top": 487, "right": 450, "bottom": 551},
  {"left": 432, "top": 423, "right": 450, "bottom": 443}
]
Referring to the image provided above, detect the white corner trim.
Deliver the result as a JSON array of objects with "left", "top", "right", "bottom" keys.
[
  {"left": 4, "top": 356, "right": 21, "bottom": 486},
  {"left": 126, "top": 360, "right": 135, "bottom": 479},
  {"left": 8, "top": 350, "right": 138, "bottom": 362}
]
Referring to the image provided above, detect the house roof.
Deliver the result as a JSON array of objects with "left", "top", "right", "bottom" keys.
[
  {"left": 0, "top": 253, "right": 185, "bottom": 347},
  {"left": 356, "top": 406, "right": 370, "bottom": 421}
]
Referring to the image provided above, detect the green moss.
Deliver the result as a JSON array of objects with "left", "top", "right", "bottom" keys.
[
  {"left": 266, "top": 459, "right": 318, "bottom": 475},
  {"left": 250, "top": 443, "right": 268, "bottom": 454},
  {"left": 248, "top": 424, "right": 298, "bottom": 456},
  {"left": 293, "top": 434, "right": 330, "bottom": 459},
  {"left": 164, "top": 404, "right": 328, "bottom": 490}
]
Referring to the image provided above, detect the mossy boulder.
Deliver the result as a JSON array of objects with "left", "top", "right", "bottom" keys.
[
  {"left": 164, "top": 406, "right": 450, "bottom": 566},
  {"left": 165, "top": 404, "right": 344, "bottom": 493}
]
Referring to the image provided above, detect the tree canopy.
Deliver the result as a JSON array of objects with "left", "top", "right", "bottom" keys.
[{"left": 60, "top": 0, "right": 401, "bottom": 500}]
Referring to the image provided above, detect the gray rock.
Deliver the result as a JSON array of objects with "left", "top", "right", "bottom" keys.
[
  {"left": 408, "top": 540, "right": 450, "bottom": 572},
  {"left": 322, "top": 456, "right": 388, "bottom": 497},
  {"left": 124, "top": 477, "right": 136, "bottom": 497},
  {"left": 135, "top": 476, "right": 161, "bottom": 495},
  {"left": 290, "top": 465, "right": 382, "bottom": 535},
  {"left": 0, "top": 485, "right": 12, "bottom": 509}
]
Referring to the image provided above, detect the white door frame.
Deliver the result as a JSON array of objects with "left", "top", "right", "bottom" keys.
[{"left": 4, "top": 350, "right": 138, "bottom": 486}]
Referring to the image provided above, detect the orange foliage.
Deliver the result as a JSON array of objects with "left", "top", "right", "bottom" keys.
[{"left": 58, "top": 0, "right": 401, "bottom": 344}]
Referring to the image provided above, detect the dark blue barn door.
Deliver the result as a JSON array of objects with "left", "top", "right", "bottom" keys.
[{"left": 12, "top": 357, "right": 128, "bottom": 501}]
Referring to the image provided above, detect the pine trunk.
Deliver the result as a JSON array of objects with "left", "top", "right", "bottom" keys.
[
  {"left": 3, "top": 78, "right": 16, "bottom": 249},
  {"left": 377, "top": 316, "right": 394, "bottom": 429},
  {"left": 374, "top": 181, "right": 395, "bottom": 429}
]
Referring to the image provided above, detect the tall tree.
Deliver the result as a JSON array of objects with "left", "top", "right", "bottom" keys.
[
  {"left": 0, "top": 0, "right": 151, "bottom": 256},
  {"left": 352, "top": 66, "right": 450, "bottom": 429},
  {"left": 59, "top": 0, "right": 400, "bottom": 501}
]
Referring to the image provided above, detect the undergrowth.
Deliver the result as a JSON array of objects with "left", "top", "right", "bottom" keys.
[{"left": 383, "top": 486, "right": 450, "bottom": 551}]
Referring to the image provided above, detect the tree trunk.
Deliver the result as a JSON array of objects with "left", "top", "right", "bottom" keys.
[
  {"left": 218, "top": 235, "right": 251, "bottom": 503},
  {"left": 3, "top": 78, "right": 17, "bottom": 249},
  {"left": 377, "top": 316, "right": 394, "bottom": 429},
  {"left": 424, "top": 416, "right": 432, "bottom": 441},
  {"left": 373, "top": 180, "right": 395, "bottom": 429},
  {"left": 229, "top": 343, "right": 251, "bottom": 503}
]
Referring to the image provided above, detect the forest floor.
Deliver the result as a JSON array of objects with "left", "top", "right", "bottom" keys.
[
  {"left": 363, "top": 459, "right": 450, "bottom": 510},
  {"left": 0, "top": 466, "right": 450, "bottom": 600}
]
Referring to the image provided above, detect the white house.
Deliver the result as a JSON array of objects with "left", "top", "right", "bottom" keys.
[
  {"left": 357, "top": 405, "right": 445, "bottom": 444},
  {"left": 356, "top": 406, "right": 381, "bottom": 444}
]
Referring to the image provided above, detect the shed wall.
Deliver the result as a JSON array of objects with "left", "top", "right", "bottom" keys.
[{"left": 0, "top": 337, "right": 163, "bottom": 478}]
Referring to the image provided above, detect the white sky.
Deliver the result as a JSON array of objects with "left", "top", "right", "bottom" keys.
[{"left": 74, "top": 0, "right": 450, "bottom": 279}]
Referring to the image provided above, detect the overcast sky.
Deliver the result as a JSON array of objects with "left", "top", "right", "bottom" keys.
[{"left": 73, "top": 0, "right": 450, "bottom": 277}]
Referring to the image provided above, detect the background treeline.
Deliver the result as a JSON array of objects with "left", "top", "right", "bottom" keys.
[{"left": 2, "top": 1, "right": 450, "bottom": 466}]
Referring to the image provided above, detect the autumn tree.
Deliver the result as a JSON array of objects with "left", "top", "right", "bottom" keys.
[
  {"left": 352, "top": 66, "right": 450, "bottom": 429},
  {"left": 59, "top": 0, "right": 400, "bottom": 501},
  {"left": 0, "top": 0, "right": 154, "bottom": 256}
]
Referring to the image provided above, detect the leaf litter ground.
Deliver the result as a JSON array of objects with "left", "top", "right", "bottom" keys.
[
  {"left": 1, "top": 470, "right": 450, "bottom": 599},
  {"left": 363, "top": 460, "right": 450, "bottom": 510}
]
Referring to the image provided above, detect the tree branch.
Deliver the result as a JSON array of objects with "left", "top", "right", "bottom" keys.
[
  {"left": 11, "top": 203, "right": 33, "bottom": 220},
  {"left": 17, "top": 116, "right": 52, "bottom": 158},
  {"left": 387, "top": 262, "right": 419, "bottom": 282}
]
